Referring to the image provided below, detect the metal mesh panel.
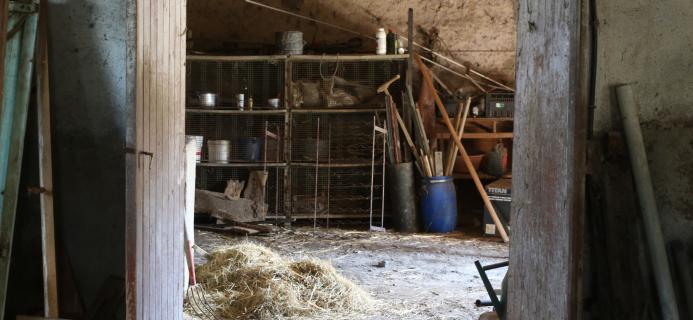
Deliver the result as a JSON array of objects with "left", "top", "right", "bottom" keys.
[
  {"left": 196, "top": 166, "right": 286, "bottom": 216},
  {"left": 186, "top": 112, "right": 285, "bottom": 163},
  {"left": 289, "top": 59, "right": 405, "bottom": 108},
  {"left": 291, "top": 112, "right": 386, "bottom": 164},
  {"left": 187, "top": 58, "right": 285, "bottom": 109},
  {"left": 290, "top": 165, "right": 385, "bottom": 218}
]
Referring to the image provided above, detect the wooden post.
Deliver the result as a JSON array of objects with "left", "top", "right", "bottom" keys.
[
  {"left": 36, "top": 1, "right": 59, "bottom": 317},
  {"left": 508, "top": 0, "right": 587, "bottom": 319}
]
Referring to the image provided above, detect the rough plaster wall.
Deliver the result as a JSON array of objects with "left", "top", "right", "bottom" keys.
[
  {"left": 188, "top": 0, "right": 516, "bottom": 84},
  {"left": 47, "top": 0, "right": 127, "bottom": 311},
  {"left": 594, "top": 0, "right": 693, "bottom": 241}
]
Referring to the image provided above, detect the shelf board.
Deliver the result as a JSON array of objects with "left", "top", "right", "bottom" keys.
[
  {"left": 291, "top": 162, "right": 376, "bottom": 168},
  {"left": 291, "top": 107, "right": 385, "bottom": 114},
  {"left": 196, "top": 162, "right": 287, "bottom": 168},
  {"left": 288, "top": 54, "right": 408, "bottom": 61},
  {"left": 186, "top": 108, "right": 287, "bottom": 115},
  {"left": 289, "top": 214, "right": 374, "bottom": 219},
  {"left": 186, "top": 54, "right": 408, "bottom": 62},
  {"left": 187, "top": 54, "right": 288, "bottom": 61}
]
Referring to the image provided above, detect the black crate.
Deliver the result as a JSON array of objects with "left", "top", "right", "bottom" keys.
[
  {"left": 485, "top": 93, "right": 514, "bottom": 118},
  {"left": 482, "top": 178, "right": 512, "bottom": 236}
]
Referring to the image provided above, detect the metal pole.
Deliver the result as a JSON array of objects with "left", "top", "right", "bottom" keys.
[
  {"left": 369, "top": 116, "right": 376, "bottom": 229},
  {"left": 263, "top": 121, "right": 268, "bottom": 215},
  {"left": 275, "top": 124, "right": 279, "bottom": 216},
  {"left": 616, "top": 84, "right": 679, "bottom": 320},
  {"left": 313, "top": 117, "right": 320, "bottom": 230},
  {"left": 326, "top": 125, "right": 331, "bottom": 229},
  {"left": 380, "top": 126, "right": 386, "bottom": 228}
]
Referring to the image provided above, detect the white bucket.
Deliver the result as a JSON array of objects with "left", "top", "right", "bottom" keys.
[
  {"left": 187, "top": 135, "right": 204, "bottom": 162},
  {"left": 208, "top": 140, "right": 231, "bottom": 163}
]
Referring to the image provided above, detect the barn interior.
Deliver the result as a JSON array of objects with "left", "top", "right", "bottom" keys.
[{"left": 1, "top": 0, "right": 692, "bottom": 319}]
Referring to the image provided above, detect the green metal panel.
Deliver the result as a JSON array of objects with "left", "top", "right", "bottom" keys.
[{"left": 0, "top": 1, "right": 39, "bottom": 317}]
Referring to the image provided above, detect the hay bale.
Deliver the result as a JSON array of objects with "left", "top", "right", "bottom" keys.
[{"left": 195, "top": 242, "right": 375, "bottom": 319}]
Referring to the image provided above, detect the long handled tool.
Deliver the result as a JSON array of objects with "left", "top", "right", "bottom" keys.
[
  {"left": 378, "top": 74, "right": 402, "bottom": 164},
  {"left": 445, "top": 97, "right": 471, "bottom": 176},
  {"left": 416, "top": 55, "right": 510, "bottom": 242},
  {"left": 184, "top": 221, "right": 218, "bottom": 319}
]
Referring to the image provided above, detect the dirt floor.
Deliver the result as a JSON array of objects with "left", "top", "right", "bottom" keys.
[{"left": 193, "top": 224, "right": 508, "bottom": 320}]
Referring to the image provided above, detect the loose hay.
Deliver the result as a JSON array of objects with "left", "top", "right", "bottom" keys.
[{"left": 195, "top": 242, "right": 376, "bottom": 319}]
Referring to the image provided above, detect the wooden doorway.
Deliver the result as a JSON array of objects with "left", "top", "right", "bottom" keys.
[{"left": 125, "top": 0, "right": 187, "bottom": 319}]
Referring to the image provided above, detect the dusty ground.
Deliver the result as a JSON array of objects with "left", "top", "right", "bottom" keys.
[{"left": 193, "top": 226, "right": 508, "bottom": 319}]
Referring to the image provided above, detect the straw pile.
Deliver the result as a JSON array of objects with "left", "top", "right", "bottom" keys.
[{"left": 195, "top": 242, "right": 375, "bottom": 319}]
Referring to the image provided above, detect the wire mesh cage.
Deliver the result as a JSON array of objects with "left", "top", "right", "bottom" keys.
[
  {"left": 187, "top": 57, "right": 285, "bottom": 109},
  {"left": 290, "top": 165, "right": 385, "bottom": 219},
  {"left": 196, "top": 166, "right": 286, "bottom": 216},
  {"left": 291, "top": 112, "right": 386, "bottom": 164},
  {"left": 186, "top": 112, "right": 285, "bottom": 163},
  {"left": 289, "top": 57, "right": 405, "bottom": 109}
]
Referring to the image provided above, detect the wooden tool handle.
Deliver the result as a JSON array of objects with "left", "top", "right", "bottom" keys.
[{"left": 416, "top": 54, "right": 510, "bottom": 242}]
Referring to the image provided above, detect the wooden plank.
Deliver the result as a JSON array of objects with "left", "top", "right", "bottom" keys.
[
  {"left": 124, "top": 0, "right": 139, "bottom": 315},
  {"left": 36, "top": 1, "right": 58, "bottom": 316},
  {"left": 126, "top": 0, "right": 186, "bottom": 318},
  {"left": 0, "top": 6, "right": 39, "bottom": 317},
  {"left": 507, "top": 0, "right": 587, "bottom": 319}
]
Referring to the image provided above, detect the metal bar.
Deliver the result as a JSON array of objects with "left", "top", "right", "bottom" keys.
[
  {"left": 616, "top": 84, "right": 679, "bottom": 320},
  {"left": 313, "top": 117, "right": 320, "bottom": 229},
  {"left": 483, "top": 261, "right": 509, "bottom": 271},
  {"left": 475, "top": 300, "right": 494, "bottom": 307},
  {"left": 0, "top": 2, "right": 39, "bottom": 316},
  {"left": 475, "top": 261, "right": 503, "bottom": 312}
]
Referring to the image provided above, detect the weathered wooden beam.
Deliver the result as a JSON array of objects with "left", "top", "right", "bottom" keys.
[
  {"left": 36, "top": 0, "right": 58, "bottom": 316},
  {"left": 507, "top": 0, "right": 588, "bottom": 319}
]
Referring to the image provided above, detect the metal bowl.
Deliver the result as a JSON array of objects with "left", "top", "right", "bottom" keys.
[{"left": 198, "top": 93, "right": 217, "bottom": 107}]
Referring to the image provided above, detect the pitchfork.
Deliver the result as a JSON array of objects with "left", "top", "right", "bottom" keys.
[{"left": 184, "top": 221, "right": 219, "bottom": 319}]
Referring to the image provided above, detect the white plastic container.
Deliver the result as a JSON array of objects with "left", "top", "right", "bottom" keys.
[
  {"left": 207, "top": 140, "right": 230, "bottom": 163},
  {"left": 376, "top": 28, "right": 387, "bottom": 55},
  {"left": 187, "top": 135, "right": 204, "bottom": 162}
]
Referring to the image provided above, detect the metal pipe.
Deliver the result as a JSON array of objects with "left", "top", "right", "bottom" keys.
[{"left": 616, "top": 84, "right": 679, "bottom": 320}]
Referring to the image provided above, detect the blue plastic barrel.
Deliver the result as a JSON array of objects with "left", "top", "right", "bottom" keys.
[{"left": 420, "top": 176, "right": 457, "bottom": 233}]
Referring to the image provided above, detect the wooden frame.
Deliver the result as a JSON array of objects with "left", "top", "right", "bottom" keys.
[
  {"left": 507, "top": 0, "right": 588, "bottom": 319},
  {"left": 125, "top": 0, "right": 187, "bottom": 319}
]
